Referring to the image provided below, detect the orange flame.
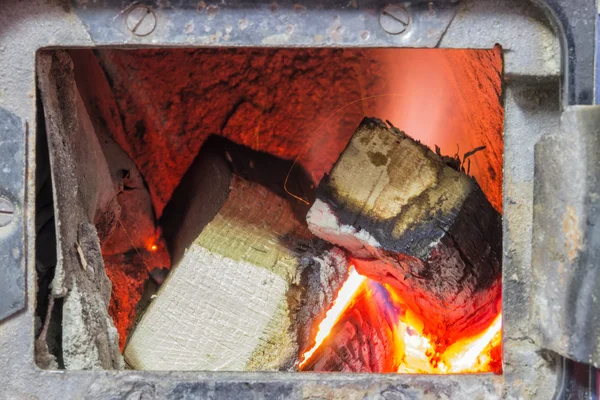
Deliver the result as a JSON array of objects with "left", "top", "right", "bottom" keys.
[
  {"left": 440, "top": 312, "right": 502, "bottom": 373},
  {"left": 144, "top": 229, "right": 161, "bottom": 252},
  {"left": 300, "top": 269, "right": 502, "bottom": 373}
]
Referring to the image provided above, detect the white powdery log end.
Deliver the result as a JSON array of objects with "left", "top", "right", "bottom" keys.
[
  {"left": 124, "top": 244, "right": 289, "bottom": 371},
  {"left": 307, "top": 199, "right": 381, "bottom": 257}
]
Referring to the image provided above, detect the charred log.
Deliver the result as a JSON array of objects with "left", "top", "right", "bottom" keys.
[
  {"left": 307, "top": 118, "right": 502, "bottom": 349},
  {"left": 301, "top": 281, "right": 402, "bottom": 373}
]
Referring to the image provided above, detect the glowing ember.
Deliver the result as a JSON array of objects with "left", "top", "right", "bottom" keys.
[
  {"left": 300, "top": 269, "right": 502, "bottom": 373},
  {"left": 440, "top": 312, "right": 503, "bottom": 373},
  {"left": 144, "top": 229, "right": 161, "bottom": 253},
  {"left": 299, "top": 266, "right": 366, "bottom": 368}
]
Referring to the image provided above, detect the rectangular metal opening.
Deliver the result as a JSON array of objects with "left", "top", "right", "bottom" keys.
[{"left": 35, "top": 46, "right": 504, "bottom": 374}]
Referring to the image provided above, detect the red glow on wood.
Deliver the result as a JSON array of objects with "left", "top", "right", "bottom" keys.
[{"left": 301, "top": 270, "right": 502, "bottom": 373}]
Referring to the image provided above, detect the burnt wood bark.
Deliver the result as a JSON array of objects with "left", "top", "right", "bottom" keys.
[
  {"left": 295, "top": 247, "right": 350, "bottom": 357},
  {"left": 307, "top": 118, "right": 502, "bottom": 349},
  {"left": 69, "top": 49, "right": 172, "bottom": 351}
]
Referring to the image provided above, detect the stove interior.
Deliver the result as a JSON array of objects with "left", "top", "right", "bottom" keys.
[{"left": 35, "top": 47, "right": 504, "bottom": 373}]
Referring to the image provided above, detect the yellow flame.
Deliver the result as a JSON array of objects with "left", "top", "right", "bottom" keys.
[
  {"left": 299, "top": 269, "right": 502, "bottom": 373},
  {"left": 299, "top": 266, "right": 366, "bottom": 368},
  {"left": 441, "top": 312, "right": 502, "bottom": 373}
]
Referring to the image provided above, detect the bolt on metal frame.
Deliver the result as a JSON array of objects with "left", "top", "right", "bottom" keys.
[{"left": 126, "top": 5, "right": 157, "bottom": 37}]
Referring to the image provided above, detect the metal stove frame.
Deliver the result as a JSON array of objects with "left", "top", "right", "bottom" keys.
[{"left": 0, "top": 0, "right": 597, "bottom": 398}]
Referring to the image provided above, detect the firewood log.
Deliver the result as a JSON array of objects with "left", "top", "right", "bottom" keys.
[
  {"left": 307, "top": 118, "right": 502, "bottom": 349},
  {"left": 125, "top": 140, "right": 317, "bottom": 371},
  {"left": 37, "top": 51, "right": 123, "bottom": 370}
]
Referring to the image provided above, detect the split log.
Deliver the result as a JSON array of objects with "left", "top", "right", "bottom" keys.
[
  {"left": 160, "top": 136, "right": 315, "bottom": 267},
  {"left": 69, "top": 50, "right": 171, "bottom": 351},
  {"left": 37, "top": 51, "right": 123, "bottom": 369},
  {"left": 295, "top": 247, "right": 350, "bottom": 356},
  {"left": 125, "top": 140, "right": 317, "bottom": 371},
  {"left": 307, "top": 118, "right": 502, "bottom": 349}
]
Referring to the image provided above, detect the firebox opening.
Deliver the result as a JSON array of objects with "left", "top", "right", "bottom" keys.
[{"left": 35, "top": 47, "right": 504, "bottom": 374}]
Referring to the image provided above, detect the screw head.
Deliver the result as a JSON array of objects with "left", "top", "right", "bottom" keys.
[
  {"left": 126, "top": 5, "right": 157, "bottom": 37},
  {"left": 379, "top": 5, "right": 410, "bottom": 35},
  {"left": 0, "top": 197, "right": 14, "bottom": 228}
]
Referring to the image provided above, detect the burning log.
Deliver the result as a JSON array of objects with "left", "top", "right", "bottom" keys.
[
  {"left": 307, "top": 118, "right": 502, "bottom": 349},
  {"left": 125, "top": 139, "right": 317, "bottom": 371},
  {"left": 295, "top": 247, "right": 350, "bottom": 353},
  {"left": 301, "top": 278, "right": 405, "bottom": 373}
]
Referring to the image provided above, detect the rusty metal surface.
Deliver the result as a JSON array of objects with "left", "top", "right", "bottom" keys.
[
  {"left": 532, "top": 106, "right": 600, "bottom": 368},
  {"left": 0, "top": 0, "right": 590, "bottom": 398}
]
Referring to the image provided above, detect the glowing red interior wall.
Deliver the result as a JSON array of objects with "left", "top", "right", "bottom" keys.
[{"left": 98, "top": 47, "right": 503, "bottom": 215}]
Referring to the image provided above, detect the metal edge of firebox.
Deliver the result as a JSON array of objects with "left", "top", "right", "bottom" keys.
[
  {"left": 0, "top": 0, "right": 592, "bottom": 398},
  {"left": 531, "top": 107, "right": 600, "bottom": 389}
]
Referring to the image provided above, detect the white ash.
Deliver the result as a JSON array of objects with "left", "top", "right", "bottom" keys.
[{"left": 307, "top": 199, "right": 381, "bottom": 258}]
